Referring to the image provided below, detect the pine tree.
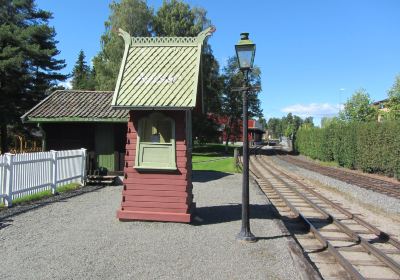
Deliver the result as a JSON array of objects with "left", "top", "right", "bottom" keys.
[
  {"left": 71, "top": 50, "right": 95, "bottom": 90},
  {"left": 0, "top": 0, "right": 66, "bottom": 153}
]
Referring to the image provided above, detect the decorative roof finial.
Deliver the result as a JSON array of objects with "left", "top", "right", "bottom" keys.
[
  {"left": 197, "top": 25, "right": 216, "bottom": 43},
  {"left": 117, "top": 28, "right": 131, "bottom": 46}
]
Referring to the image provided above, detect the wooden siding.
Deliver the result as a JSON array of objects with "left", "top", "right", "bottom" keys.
[
  {"left": 42, "top": 123, "right": 126, "bottom": 172},
  {"left": 117, "top": 110, "right": 194, "bottom": 223}
]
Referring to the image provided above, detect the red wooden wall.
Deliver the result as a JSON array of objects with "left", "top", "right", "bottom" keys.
[{"left": 117, "top": 110, "right": 194, "bottom": 223}]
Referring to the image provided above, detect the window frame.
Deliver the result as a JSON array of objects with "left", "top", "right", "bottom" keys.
[{"left": 135, "top": 112, "right": 177, "bottom": 171}]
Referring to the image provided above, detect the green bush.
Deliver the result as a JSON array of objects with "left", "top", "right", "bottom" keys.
[{"left": 295, "top": 121, "right": 400, "bottom": 178}]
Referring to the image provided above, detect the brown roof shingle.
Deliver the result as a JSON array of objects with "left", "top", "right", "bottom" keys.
[{"left": 22, "top": 90, "right": 129, "bottom": 122}]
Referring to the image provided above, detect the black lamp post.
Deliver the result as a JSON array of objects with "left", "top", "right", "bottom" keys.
[{"left": 235, "top": 32, "right": 257, "bottom": 242}]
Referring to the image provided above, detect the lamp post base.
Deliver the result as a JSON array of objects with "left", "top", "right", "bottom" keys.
[{"left": 236, "top": 228, "right": 257, "bottom": 242}]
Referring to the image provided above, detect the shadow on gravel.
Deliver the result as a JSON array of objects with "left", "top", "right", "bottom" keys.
[
  {"left": 192, "top": 203, "right": 276, "bottom": 226},
  {"left": 192, "top": 170, "right": 233, "bottom": 183},
  {"left": 0, "top": 219, "right": 12, "bottom": 230},
  {"left": 0, "top": 185, "right": 109, "bottom": 228}
]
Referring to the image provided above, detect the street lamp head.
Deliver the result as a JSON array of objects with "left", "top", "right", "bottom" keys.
[{"left": 235, "top": 32, "right": 256, "bottom": 71}]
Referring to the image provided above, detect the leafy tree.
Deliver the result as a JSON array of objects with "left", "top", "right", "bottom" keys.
[
  {"left": 94, "top": 0, "right": 222, "bottom": 113},
  {"left": 258, "top": 116, "right": 267, "bottom": 130},
  {"left": 386, "top": 75, "right": 400, "bottom": 120},
  {"left": 280, "top": 113, "right": 303, "bottom": 137},
  {"left": 339, "top": 89, "right": 377, "bottom": 122},
  {"left": 267, "top": 118, "right": 282, "bottom": 139},
  {"left": 221, "top": 57, "right": 262, "bottom": 149},
  {"left": 0, "top": 0, "right": 66, "bottom": 153},
  {"left": 201, "top": 45, "right": 223, "bottom": 113},
  {"left": 153, "top": 0, "right": 207, "bottom": 37},
  {"left": 321, "top": 116, "right": 340, "bottom": 128},
  {"left": 93, "top": 0, "right": 153, "bottom": 90},
  {"left": 192, "top": 112, "right": 219, "bottom": 144},
  {"left": 153, "top": 0, "right": 221, "bottom": 113},
  {"left": 303, "top": 116, "right": 314, "bottom": 126},
  {"left": 267, "top": 114, "right": 312, "bottom": 139},
  {"left": 71, "top": 50, "right": 95, "bottom": 90}
]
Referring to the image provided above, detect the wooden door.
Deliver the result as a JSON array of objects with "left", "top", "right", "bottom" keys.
[{"left": 95, "top": 124, "right": 115, "bottom": 171}]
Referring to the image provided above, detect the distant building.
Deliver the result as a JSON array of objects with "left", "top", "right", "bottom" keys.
[
  {"left": 372, "top": 99, "right": 389, "bottom": 122},
  {"left": 210, "top": 114, "right": 265, "bottom": 145}
]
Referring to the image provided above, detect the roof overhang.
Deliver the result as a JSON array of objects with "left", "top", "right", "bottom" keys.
[
  {"left": 25, "top": 117, "right": 128, "bottom": 123},
  {"left": 112, "top": 106, "right": 193, "bottom": 111}
]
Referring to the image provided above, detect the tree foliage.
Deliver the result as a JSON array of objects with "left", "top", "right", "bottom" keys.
[
  {"left": 267, "top": 118, "right": 282, "bottom": 139},
  {"left": 93, "top": 0, "right": 153, "bottom": 91},
  {"left": 0, "top": 0, "right": 66, "bottom": 153},
  {"left": 153, "top": 0, "right": 222, "bottom": 113},
  {"left": 220, "top": 57, "right": 262, "bottom": 146},
  {"left": 153, "top": 0, "right": 207, "bottom": 37},
  {"left": 267, "top": 114, "right": 313, "bottom": 139},
  {"left": 93, "top": 0, "right": 222, "bottom": 114},
  {"left": 339, "top": 88, "right": 377, "bottom": 122},
  {"left": 192, "top": 112, "right": 219, "bottom": 144},
  {"left": 386, "top": 75, "right": 400, "bottom": 120},
  {"left": 71, "top": 50, "right": 95, "bottom": 90}
]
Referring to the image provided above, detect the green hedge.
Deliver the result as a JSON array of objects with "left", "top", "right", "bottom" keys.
[{"left": 295, "top": 121, "right": 400, "bottom": 178}]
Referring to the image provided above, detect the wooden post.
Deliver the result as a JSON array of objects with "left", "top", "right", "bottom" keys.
[
  {"left": 234, "top": 147, "right": 239, "bottom": 167},
  {"left": 4, "top": 153, "right": 14, "bottom": 207},
  {"left": 50, "top": 150, "right": 57, "bottom": 194},
  {"left": 81, "top": 148, "right": 87, "bottom": 186},
  {"left": 37, "top": 123, "right": 46, "bottom": 151}
]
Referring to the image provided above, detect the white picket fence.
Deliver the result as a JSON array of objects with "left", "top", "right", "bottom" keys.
[{"left": 0, "top": 149, "right": 86, "bottom": 207}]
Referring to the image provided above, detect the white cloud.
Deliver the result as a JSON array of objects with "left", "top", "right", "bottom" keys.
[
  {"left": 58, "top": 78, "right": 72, "bottom": 89},
  {"left": 281, "top": 103, "right": 341, "bottom": 117}
]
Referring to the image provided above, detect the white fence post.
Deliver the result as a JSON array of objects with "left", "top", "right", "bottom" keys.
[
  {"left": 4, "top": 153, "right": 14, "bottom": 207},
  {"left": 51, "top": 150, "right": 58, "bottom": 194},
  {"left": 81, "top": 148, "right": 87, "bottom": 186}
]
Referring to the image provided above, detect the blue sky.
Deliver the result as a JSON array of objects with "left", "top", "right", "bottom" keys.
[{"left": 36, "top": 0, "right": 400, "bottom": 125}]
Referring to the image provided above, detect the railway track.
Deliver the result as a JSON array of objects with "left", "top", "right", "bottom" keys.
[
  {"left": 249, "top": 152, "right": 400, "bottom": 280},
  {"left": 276, "top": 152, "right": 400, "bottom": 199}
]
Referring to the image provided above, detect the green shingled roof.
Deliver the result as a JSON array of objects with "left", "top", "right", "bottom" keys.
[{"left": 111, "top": 27, "right": 215, "bottom": 109}]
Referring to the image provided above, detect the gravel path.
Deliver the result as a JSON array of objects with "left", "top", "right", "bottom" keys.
[
  {"left": 0, "top": 171, "right": 306, "bottom": 280},
  {"left": 269, "top": 155, "right": 400, "bottom": 216}
]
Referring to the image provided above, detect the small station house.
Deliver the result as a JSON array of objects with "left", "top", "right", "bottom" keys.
[
  {"left": 21, "top": 90, "right": 129, "bottom": 173},
  {"left": 111, "top": 27, "right": 214, "bottom": 222}
]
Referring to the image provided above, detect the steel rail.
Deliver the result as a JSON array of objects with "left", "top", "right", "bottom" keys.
[
  {"left": 250, "top": 153, "right": 400, "bottom": 278},
  {"left": 249, "top": 159, "right": 365, "bottom": 279},
  {"left": 256, "top": 155, "right": 400, "bottom": 276},
  {"left": 259, "top": 155, "right": 400, "bottom": 250},
  {"left": 277, "top": 154, "right": 400, "bottom": 198}
]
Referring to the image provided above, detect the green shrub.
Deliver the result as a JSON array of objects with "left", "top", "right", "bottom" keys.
[{"left": 295, "top": 121, "right": 400, "bottom": 178}]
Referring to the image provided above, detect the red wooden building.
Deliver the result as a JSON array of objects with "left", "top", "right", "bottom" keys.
[
  {"left": 111, "top": 28, "right": 214, "bottom": 223},
  {"left": 210, "top": 114, "right": 265, "bottom": 145}
]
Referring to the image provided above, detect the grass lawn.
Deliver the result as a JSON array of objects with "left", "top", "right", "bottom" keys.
[
  {"left": 192, "top": 143, "right": 242, "bottom": 173},
  {"left": 0, "top": 182, "right": 81, "bottom": 208}
]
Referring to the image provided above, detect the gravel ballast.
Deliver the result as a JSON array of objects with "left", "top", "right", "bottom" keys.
[
  {"left": 270, "top": 155, "right": 400, "bottom": 216},
  {"left": 0, "top": 171, "right": 305, "bottom": 280}
]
